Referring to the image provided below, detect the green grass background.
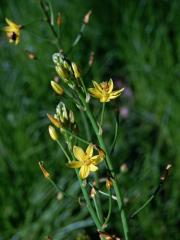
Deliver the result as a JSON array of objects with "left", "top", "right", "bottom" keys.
[{"left": 0, "top": 0, "right": 179, "bottom": 239}]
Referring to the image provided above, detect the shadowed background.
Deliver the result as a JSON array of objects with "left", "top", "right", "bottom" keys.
[{"left": 0, "top": 0, "right": 179, "bottom": 239}]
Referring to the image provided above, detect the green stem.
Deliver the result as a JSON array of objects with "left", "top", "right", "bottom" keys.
[
  {"left": 100, "top": 102, "right": 105, "bottom": 130},
  {"left": 79, "top": 93, "right": 129, "bottom": 240},
  {"left": 94, "top": 174, "right": 104, "bottom": 224},
  {"left": 64, "top": 129, "right": 89, "bottom": 145},
  {"left": 57, "top": 140, "right": 71, "bottom": 162},
  {"left": 80, "top": 111, "right": 91, "bottom": 141},
  {"left": 47, "top": 177, "right": 78, "bottom": 201},
  {"left": 130, "top": 196, "right": 154, "bottom": 219},
  {"left": 103, "top": 189, "right": 112, "bottom": 227}
]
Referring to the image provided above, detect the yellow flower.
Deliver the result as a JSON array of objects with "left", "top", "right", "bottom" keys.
[
  {"left": 88, "top": 79, "right": 124, "bottom": 102},
  {"left": 4, "top": 18, "right": 22, "bottom": 45},
  {"left": 67, "top": 144, "right": 103, "bottom": 179}
]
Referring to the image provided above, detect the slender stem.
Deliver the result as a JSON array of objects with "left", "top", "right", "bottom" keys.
[
  {"left": 92, "top": 195, "right": 103, "bottom": 224},
  {"left": 103, "top": 189, "right": 112, "bottom": 227},
  {"left": 130, "top": 164, "right": 172, "bottom": 219},
  {"left": 78, "top": 93, "right": 129, "bottom": 240},
  {"left": 64, "top": 129, "right": 89, "bottom": 145},
  {"left": 94, "top": 174, "right": 104, "bottom": 224},
  {"left": 67, "top": 23, "right": 86, "bottom": 54},
  {"left": 57, "top": 140, "right": 71, "bottom": 162},
  {"left": 80, "top": 111, "right": 91, "bottom": 141},
  {"left": 98, "top": 190, "right": 117, "bottom": 201},
  {"left": 100, "top": 102, "right": 105, "bottom": 129},
  {"left": 130, "top": 196, "right": 154, "bottom": 219},
  {"left": 47, "top": 177, "right": 78, "bottom": 201}
]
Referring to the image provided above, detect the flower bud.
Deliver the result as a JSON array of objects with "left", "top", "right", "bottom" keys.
[
  {"left": 55, "top": 65, "right": 69, "bottom": 81},
  {"left": 47, "top": 113, "right": 62, "bottom": 128},
  {"left": 39, "top": 161, "right": 50, "bottom": 178},
  {"left": 83, "top": 10, "right": 92, "bottom": 24},
  {"left": 51, "top": 80, "right": 64, "bottom": 95},
  {"left": 71, "top": 62, "right": 81, "bottom": 78},
  {"left": 90, "top": 187, "right": 96, "bottom": 198},
  {"left": 69, "top": 110, "right": 75, "bottom": 123},
  {"left": 106, "top": 178, "right": 113, "bottom": 190},
  {"left": 48, "top": 125, "right": 58, "bottom": 141}
]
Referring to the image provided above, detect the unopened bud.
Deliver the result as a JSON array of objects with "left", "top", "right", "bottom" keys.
[
  {"left": 83, "top": 10, "right": 92, "bottom": 24},
  {"left": 26, "top": 50, "right": 37, "bottom": 60},
  {"left": 90, "top": 187, "right": 96, "bottom": 198},
  {"left": 106, "top": 178, "right": 113, "bottom": 190},
  {"left": 39, "top": 161, "right": 50, "bottom": 178},
  {"left": 71, "top": 62, "right": 81, "bottom": 78},
  {"left": 47, "top": 113, "right": 62, "bottom": 128},
  {"left": 51, "top": 80, "right": 64, "bottom": 95},
  {"left": 95, "top": 145, "right": 105, "bottom": 160},
  {"left": 120, "top": 163, "right": 128, "bottom": 173},
  {"left": 63, "top": 60, "right": 72, "bottom": 72},
  {"left": 57, "top": 13, "right": 62, "bottom": 26},
  {"left": 69, "top": 110, "right": 74, "bottom": 123},
  {"left": 48, "top": 125, "right": 58, "bottom": 141},
  {"left": 55, "top": 65, "right": 69, "bottom": 81},
  {"left": 88, "top": 51, "right": 94, "bottom": 66}
]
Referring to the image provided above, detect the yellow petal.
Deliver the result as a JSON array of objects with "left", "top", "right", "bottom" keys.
[
  {"left": 91, "top": 155, "right": 102, "bottom": 164},
  {"left": 100, "top": 94, "right": 110, "bottom": 102},
  {"left": 88, "top": 88, "right": 102, "bottom": 99},
  {"left": 86, "top": 144, "right": 93, "bottom": 158},
  {"left": 79, "top": 165, "right": 90, "bottom": 179},
  {"left": 92, "top": 81, "right": 103, "bottom": 92},
  {"left": 73, "top": 146, "right": 85, "bottom": 161},
  {"left": 67, "top": 161, "right": 83, "bottom": 168},
  {"left": 5, "top": 18, "right": 16, "bottom": 27},
  {"left": 111, "top": 88, "right": 124, "bottom": 96},
  {"left": 89, "top": 164, "right": 98, "bottom": 172},
  {"left": 108, "top": 78, "right": 114, "bottom": 93},
  {"left": 5, "top": 18, "right": 21, "bottom": 30}
]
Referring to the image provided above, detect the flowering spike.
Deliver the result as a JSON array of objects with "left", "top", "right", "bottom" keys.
[
  {"left": 51, "top": 80, "right": 64, "bottom": 95},
  {"left": 47, "top": 113, "right": 62, "bottom": 128},
  {"left": 48, "top": 125, "right": 58, "bottom": 141},
  {"left": 39, "top": 161, "right": 50, "bottom": 178}
]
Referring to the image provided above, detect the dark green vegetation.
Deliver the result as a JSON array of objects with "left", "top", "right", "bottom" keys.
[{"left": 0, "top": 0, "right": 179, "bottom": 239}]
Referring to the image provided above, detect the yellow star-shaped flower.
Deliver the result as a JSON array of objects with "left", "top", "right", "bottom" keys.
[
  {"left": 88, "top": 78, "right": 124, "bottom": 102},
  {"left": 67, "top": 144, "right": 103, "bottom": 179},
  {"left": 4, "top": 18, "right": 22, "bottom": 45}
]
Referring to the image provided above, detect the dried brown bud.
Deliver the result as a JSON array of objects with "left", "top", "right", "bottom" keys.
[
  {"left": 83, "top": 10, "right": 92, "bottom": 24},
  {"left": 106, "top": 178, "right": 113, "bottom": 190},
  {"left": 57, "top": 13, "right": 62, "bottom": 26},
  {"left": 39, "top": 161, "right": 50, "bottom": 178},
  {"left": 120, "top": 163, "right": 128, "bottom": 173},
  {"left": 26, "top": 50, "right": 37, "bottom": 60},
  {"left": 90, "top": 187, "right": 96, "bottom": 198},
  {"left": 88, "top": 51, "right": 94, "bottom": 66}
]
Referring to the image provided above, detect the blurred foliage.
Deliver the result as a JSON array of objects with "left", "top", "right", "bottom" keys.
[{"left": 0, "top": 0, "right": 179, "bottom": 239}]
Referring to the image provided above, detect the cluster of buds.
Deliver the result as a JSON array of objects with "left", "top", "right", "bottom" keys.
[
  {"left": 52, "top": 52, "right": 81, "bottom": 89},
  {"left": 47, "top": 102, "right": 76, "bottom": 140},
  {"left": 55, "top": 102, "right": 76, "bottom": 130}
]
